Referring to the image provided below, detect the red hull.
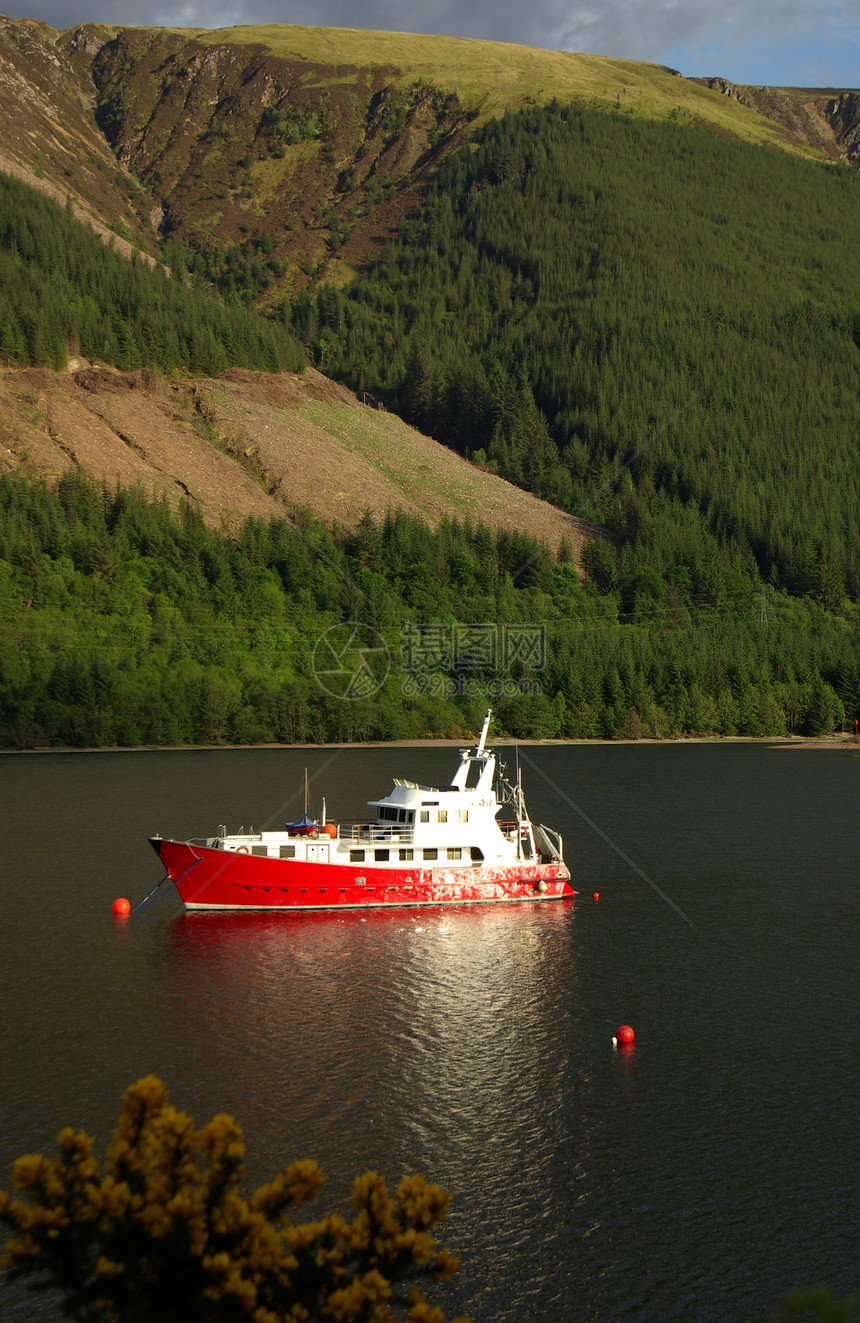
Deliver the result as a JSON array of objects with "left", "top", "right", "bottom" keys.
[{"left": 151, "top": 838, "right": 575, "bottom": 911}]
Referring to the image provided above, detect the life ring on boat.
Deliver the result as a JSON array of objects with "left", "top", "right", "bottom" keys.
[{"left": 235, "top": 845, "right": 249, "bottom": 854}]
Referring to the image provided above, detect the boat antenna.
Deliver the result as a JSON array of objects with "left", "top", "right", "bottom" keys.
[
  {"left": 515, "top": 738, "right": 522, "bottom": 860},
  {"left": 477, "top": 708, "right": 492, "bottom": 756}
]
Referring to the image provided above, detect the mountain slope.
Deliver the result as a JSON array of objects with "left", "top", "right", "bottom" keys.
[
  {"left": 73, "top": 24, "right": 854, "bottom": 290},
  {"left": 313, "top": 99, "right": 860, "bottom": 609},
  {"left": 0, "top": 140, "right": 590, "bottom": 552},
  {"left": 0, "top": 15, "right": 855, "bottom": 302},
  {"left": 1, "top": 21, "right": 860, "bottom": 745}
]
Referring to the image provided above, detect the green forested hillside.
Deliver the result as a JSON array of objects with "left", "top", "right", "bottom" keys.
[
  {"left": 307, "top": 102, "right": 860, "bottom": 609},
  {"left": 4, "top": 103, "right": 860, "bottom": 745},
  {"left": 0, "top": 173, "right": 304, "bottom": 375},
  {"left": 1, "top": 473, "right": 855, "bottom": 747}
]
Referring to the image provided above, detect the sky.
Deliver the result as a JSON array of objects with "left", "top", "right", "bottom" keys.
[{"left": 7, "top": 0, "right": 860, "bottom": 89}]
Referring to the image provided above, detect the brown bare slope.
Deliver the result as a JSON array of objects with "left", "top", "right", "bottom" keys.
[{"left": 0, "top": 364, "right": 594, "bottom": 552}]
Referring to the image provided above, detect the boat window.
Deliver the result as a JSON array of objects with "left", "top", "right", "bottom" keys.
[
  {"left": 279, "top": 845, "right": 296, "bottom": 859},
  {"left": 350, "top": 849, "right": 365, "bottom": 862},
  {"left": 397, "top": 809, "right": 408, "bottom": 822},
  {"left": 421, "top": 801, "right": 439, "bottom": 807},
  {"left": 470, "top": 847, "right": 484, "bottom": 862},
  {"left": 406, "top": 811, "right": 414, "bottom": 823},
  {"left": 423, "top": 848, "right": 438, "bottom": 861},
  {"left": 433, "top": 810, "right": 448, "bottom": 823},
  {"left": 251, "top": 845, "right": 267, "bottom": 857},
  {"left": 453, "top": 810, "right": 469, "bottom": 823},
  {"left": 379, "top": 806, "right": 398, "bottom": 821},
  {"left": 420, "top": 810, "right": 430, "bottom": 823},
  {"left": 399, "top": 848, "right": 414, "bottom": 861},
  {"left": 447, "top": 847, "right": 462, "bottom": 860},
  {"left": 374, "top": 849, "right": 389, "bottom": 862}
]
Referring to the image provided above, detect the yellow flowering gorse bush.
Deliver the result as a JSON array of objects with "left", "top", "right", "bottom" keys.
[{"left": 0, "top": 1076, "right": 468, "bottom": 1323}]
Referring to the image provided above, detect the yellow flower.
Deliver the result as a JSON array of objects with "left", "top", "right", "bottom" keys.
[
  {"left": 94, "top": 1255, "right": 124, "bottom": 1277},
  {"left": 0, "top": 1077, "right": 464, "bottom": 1323}
]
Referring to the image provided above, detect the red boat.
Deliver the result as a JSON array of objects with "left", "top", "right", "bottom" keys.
[{"left": 150, "top": 711, "right": 574, "bottom": 912}]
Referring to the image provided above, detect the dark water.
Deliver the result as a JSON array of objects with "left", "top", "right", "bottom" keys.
[{"left": 2, "top": 741, "right": 860, "bottom": 1321}]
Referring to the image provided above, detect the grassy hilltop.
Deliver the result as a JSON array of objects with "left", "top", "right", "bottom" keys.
[{"left": 189, "top": 24, "right": 826, "bottom": 151}]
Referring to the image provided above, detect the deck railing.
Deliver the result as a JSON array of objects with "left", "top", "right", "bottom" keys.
[
  {"left": 206, "top": 823, "right": 417, "bottom": 846},
  {"left": 338, "top": 822, "right": 416, "bottom": 845}
]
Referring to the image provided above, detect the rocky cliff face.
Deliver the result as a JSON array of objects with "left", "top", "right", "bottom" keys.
[
  {"left": 0, "top": 16, "right": 154, "bottom": 255},
  {"left": 65, "top": 25, "right": 473, "bottom": 291},
  {"left": 699, "top": 77, "right": 860, "bottom": 168},
  {"left": 822, "top": 91, "right": 860, "bottom": 165}
]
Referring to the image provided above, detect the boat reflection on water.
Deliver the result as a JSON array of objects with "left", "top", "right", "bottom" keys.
[{"left": 162, "top": 901, "right": 580, "bottom": 1210}]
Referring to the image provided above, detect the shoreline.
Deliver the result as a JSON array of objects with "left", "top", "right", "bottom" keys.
[{"left": 3, "top": 735, "right": 859, "bottom": 754}]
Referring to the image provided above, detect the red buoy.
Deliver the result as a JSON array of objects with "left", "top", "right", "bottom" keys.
[
  {"left": 112, "top": 897, "right": 131, "bottom": 916},
  {"left": 615, "top": 1024, "right": 635, "bottom": 1045}
]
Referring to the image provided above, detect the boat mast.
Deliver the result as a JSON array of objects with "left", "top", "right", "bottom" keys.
[
  {"left": 515, "top": 739, "right": 522, "bottom": 861},
  {"left": 476, "top": 708, "right": 492, "bottom": 756}
]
